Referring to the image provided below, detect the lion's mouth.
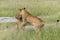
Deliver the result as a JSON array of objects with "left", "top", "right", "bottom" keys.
[{"left": 19, "top": 17, "right": 23, "bottom": 22}]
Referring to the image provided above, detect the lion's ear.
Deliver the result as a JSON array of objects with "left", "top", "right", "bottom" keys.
[{"left": 19, "top": 9, "right": 22, "bottom": 11}]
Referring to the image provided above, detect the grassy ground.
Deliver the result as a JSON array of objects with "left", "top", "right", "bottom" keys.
[
  {"left": 0, "top": 23, "right": 60, "bottom": 40},
  {"left": 0, "top": 0, "right": 60, "bottom": 40}
]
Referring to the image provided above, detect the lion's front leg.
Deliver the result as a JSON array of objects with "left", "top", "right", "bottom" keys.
[
  {"left": 20, "top": 21, "right": 26, "bottom": 31},
  {"left": 15, "top": 21, "right": 22, "bottom": 29}
]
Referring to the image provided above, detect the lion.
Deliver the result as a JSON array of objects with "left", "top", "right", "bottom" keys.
[{"left": 15, "top": 8, "right": 44, "bottom": 32}]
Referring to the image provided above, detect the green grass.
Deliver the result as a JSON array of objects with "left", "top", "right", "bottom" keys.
[
  {"left": 0, "top": 0, "right": 60, "bottom": 17},
  {"left": 0, "top": 23, "right": 15, "bottom": 30},
  {"left": 0, "top": 23, "right": 60, "bottom": 40}
]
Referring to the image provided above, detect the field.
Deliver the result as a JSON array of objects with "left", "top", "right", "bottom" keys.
[{"left": 0, "top": 0, "right": 60, "bottom": 40}]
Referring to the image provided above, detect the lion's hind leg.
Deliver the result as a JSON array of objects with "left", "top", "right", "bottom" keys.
[
  {"left": 33, "top": 25, "right": 40, "bottom": 33},
  {"left": 33, "top": 23, "right": 44, "bottom": 33}
]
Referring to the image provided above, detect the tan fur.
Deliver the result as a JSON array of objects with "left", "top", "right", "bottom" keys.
[{"left": 15, "top": 8, "right": 44, "bottom": 32}]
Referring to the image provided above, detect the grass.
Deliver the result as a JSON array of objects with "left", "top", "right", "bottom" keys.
[
  {"left": 0, "top": 22, "right": 60, "bottom": 40},
  {"left": 0, "top": 0, "right": 60, "bottom": 40},
  {"left": 0, "top": 0, "right": 60, "bottom": 17}
]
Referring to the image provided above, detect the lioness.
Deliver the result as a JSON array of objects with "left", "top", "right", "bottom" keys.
[{"left": 15, "top": 8, "right": 44, "bottom": 32}]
